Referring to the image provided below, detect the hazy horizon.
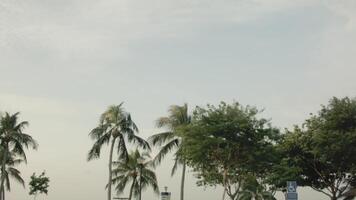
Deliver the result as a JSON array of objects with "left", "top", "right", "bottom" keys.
[{"left": 1, "top": 0, "right": 356, "bottom": 199}]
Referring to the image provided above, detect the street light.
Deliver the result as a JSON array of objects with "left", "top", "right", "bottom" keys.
[{"left": 137, "top": 158, "right": 145, "bottom": 200}]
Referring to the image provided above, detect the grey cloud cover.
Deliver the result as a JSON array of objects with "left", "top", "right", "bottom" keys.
[{"left": 0, "top": 0, "right": 355, "bottom": 199}]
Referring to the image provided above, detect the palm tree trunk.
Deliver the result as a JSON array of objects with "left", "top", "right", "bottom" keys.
[
  {"left": 108, "top": 139, "right": 116, "bottom": 200},
  {"left": 139, "top": 166, "right": 143, "bottom": 200},
  {"left": 0, "top": 145, "right": 8, "bottom": 200},
  {"left": 180, "top": 161, "right": 186, "bottom": 200},
  {"left": 128, "top": 179, "right": 136, "bottom": 200}
]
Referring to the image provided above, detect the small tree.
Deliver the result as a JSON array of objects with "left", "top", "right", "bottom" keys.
[
  {"left": 29, "top": 171, "right": 49, "bottom": 200},
  {"left": 111, "top": 150, "right": 159, "bottom": 200}
]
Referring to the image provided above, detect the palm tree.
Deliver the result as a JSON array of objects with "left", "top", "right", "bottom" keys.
[
  {"left": 111, "top": 150, "right": 159, "bottom": 200},
  {"left": 0, "top": 151, "right": 25, "bottom": 200},
  {"left": 88, "top": 103, "right": 150, "bottom": 200},
  {"left": 148, "top": 103, "right": 191, "bottom": 200},
  {"left": 0, "top": 112, "right": 38, "bottom": 200}
]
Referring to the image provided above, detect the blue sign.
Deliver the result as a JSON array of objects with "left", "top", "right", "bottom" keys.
[
  {"left": 286, "top": 181, "right": 298, "bottom": 200},
  {"left": 287, "top": 181, "right": 297, "bottom": 193}
]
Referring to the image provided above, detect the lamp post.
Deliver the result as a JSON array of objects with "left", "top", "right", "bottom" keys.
[{"left": 137, "top": 158, "right": 145, "bottom": 200}]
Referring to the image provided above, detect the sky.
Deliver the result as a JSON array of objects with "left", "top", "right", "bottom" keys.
[{"left": 0, "top": 0, "right": 356, "bottom": 199}]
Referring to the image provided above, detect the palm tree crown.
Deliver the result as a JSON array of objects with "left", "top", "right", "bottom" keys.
[
  {"left": 148, "top": 103, "right": 191, "bottom": 200},
  {"left": 112, "top": 149, "right": 159, "bottom": 200},
  {"left": 149, "top": 104, "right": 191, "bottom": 169},
  {"left": 88, "top": 104, "right": 149, "bottom": 161}
]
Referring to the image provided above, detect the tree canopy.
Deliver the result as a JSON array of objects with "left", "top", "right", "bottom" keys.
[
  {"left": 179, "top": 102, "right": 280, "bottom": 200},
  {"left": 29, "top": 171, "right": 50, "bottom": 200},
  {"left": 269, "top": 97, "right": 356, "bottom": 200},
  {"left": 111, "top": 149, "right": 159, "bottom": 200}
]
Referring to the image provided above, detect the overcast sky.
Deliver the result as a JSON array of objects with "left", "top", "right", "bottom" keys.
[{"left": 0, "top": 0, "right": 356, "bottom": 200}]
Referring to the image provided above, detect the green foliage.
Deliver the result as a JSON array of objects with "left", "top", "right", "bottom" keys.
[
  {"left": 0, "top": 112, "right": 37, "bottom": 200},
  {"left": 148, "top": 104, "right": 191, "bottom": 200},
  {"left": 29, "top": 171, "right": 50, "bottom": 198},
  {"left": 0, "top": 151, "right": 25, "bottom": 191},
  {"left": 0, "top": 112, "right": 38, "bottom": 162},
  {"left": 240, "top": 175, "right": 276, "bottom": 200},
  {"left": 179, "top": 102, "right": 280, "bottom": 200},
  {"left": 111, "top": 150, "right": 159, "bottom": 200},
  {"left": 88, "top": 104, "right": 149, "bottom": 162},
  {"left": 269, "top": 97, "right": 356, "bottom": 200},
  {"left": 87, "top": 104, "right": 150, "bottom": 200},
  {"left": 148, "top": 103, "right": 191, "bottom": 168}
]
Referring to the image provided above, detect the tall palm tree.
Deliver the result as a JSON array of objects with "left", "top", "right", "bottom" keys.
[
  {"left": 111, "top": 150, "right": 159, "bottom": 200},
  {"left": 88, "top": 104, "right": 150, "bottom": 200},
  {"left": 148, "top": 104, "right": 191, "bottom": 200},
  {"left": 0, "top": 112, "right": 38, "bottom": 200}
]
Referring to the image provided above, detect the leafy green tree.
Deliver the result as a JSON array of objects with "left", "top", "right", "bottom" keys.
[
  {"left": 88, "top": 104, "right": 149, "bottom": 200},
  {"left": 148, "top": 103, "right": 191, "bottom": 200},
  {"left": 179, "top": 102, "right": 280, "bottom": 200},
  {"left": 29, "top": 171, "right": 50, "bottom": 200},
  {"left": 240, "top": 175, "right": 276, "bottom": 200},
  {"left": 0, "top": 112, "right": 38, "bottom": 200},
  {"left": 111, "top": 149, "right": 159, "bottom": 200},
  {"left": 270, "top": 97, "right": 356, "bottom": 200}
]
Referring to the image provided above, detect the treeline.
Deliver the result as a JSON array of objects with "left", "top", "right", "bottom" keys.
[
  {"left": 1, "top": 97, "right": 355, "bottom": 200},
  {"left": 88, "top": 97, "right": 356, "bottom": 200},
  {"left": 88, "top": 96, "right": 356, "bottom": 200}
]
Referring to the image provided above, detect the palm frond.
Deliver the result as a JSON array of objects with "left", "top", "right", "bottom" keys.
[
  {"left": 127, "top": 134, "right": 150, "bottom": 150},
  {"left": 111, "top": 149, "right": 159, "bottom": 197},
  {"left": 148, "top": 132, "right": 175, "bottom": 146},
  {"left": 171, "top": 156, "right": 180, "bottom": 176},
  {"left": 7, "top": 167, "right": 25, "bottom": 187},
  {"left": 150, "top": 103, "right": 191, "bottom": 171},
  {"left": 87, "top": 133, "right": 111, "bottom": 161},
  {"left": 117, "top": 135, "right": 129, "bottom": 162},
  {"left": 156, "top": 117, "right": 172, "bottom": 129},
  {"left": 153, "top": 138, "right": 179, "bottom": 166},
  {"left": 5, "top": 173, "right": 10, "bottom": 191},
  {"left": 89, "top": 123, "right": 110, "bottom": 140}
]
